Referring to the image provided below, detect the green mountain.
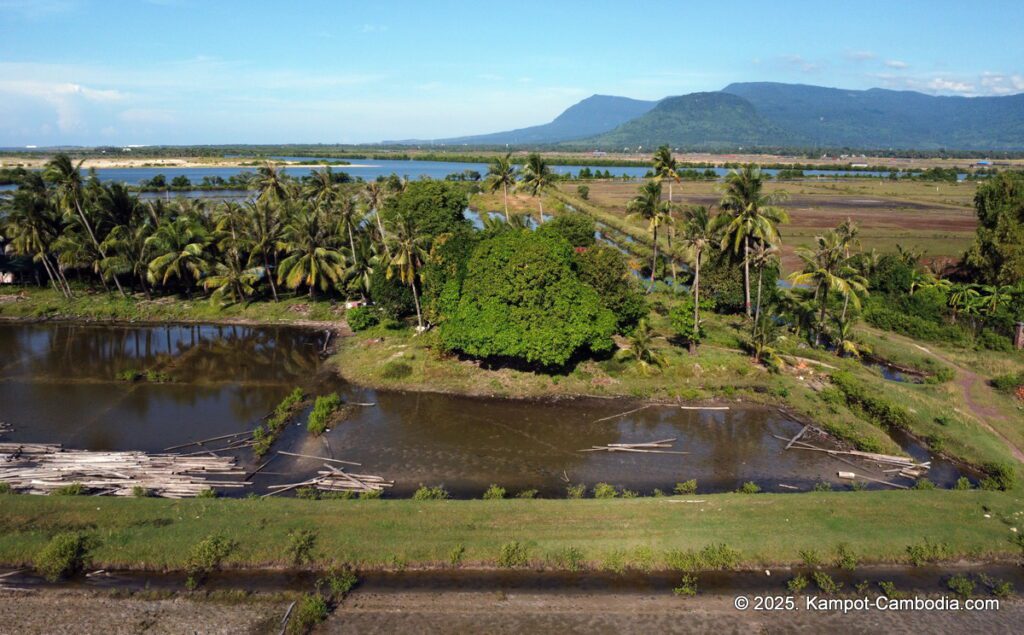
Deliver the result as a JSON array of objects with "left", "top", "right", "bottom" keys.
[{"left": 564, "top": 92, "right": 791, "bottom": 150}]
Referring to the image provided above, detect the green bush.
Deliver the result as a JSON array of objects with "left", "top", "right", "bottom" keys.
[
  {"left": 592, "top": 482, "right": 618, "bottom": 499},
  {"left": 947, "top": 574, "right": 975, "bottom": 599},
  {"left": 830, "top": 371, "right": 912, "bottom": 429},
  {"left": 879, "top": 580, "right": 903, "bottom": 599},
  {"left": 549, "top": 546, "right": 585, "bottom": 572},
  {"left": 812, "top": 571, "right": 842, "bottom": 594},
  {"left": 52, "top": 482, "right": 86, "bottom": 496},
  {"left": 574, "top": 244, "right": 648, "bottom": 332},
  {"left": 346, "top": 306, "right": 379, "bottom": 331},
  {"left": 482, "top": 484, "right": 506, "bottom": 500},
  {"left": 906, "top": 539, "right": 951, "bottom": 566},
  {"left": 0, "top": 482, "right": 11, "bottom": 495},
  {"left": 307, "top": 393, "right": 343, "bottom": 435},
  {"left": 379, "top": 360, "right": 413, "bottom": 379},
  {"left": 701, "top": 543, "right": 740, "bottom": 570},
  {"left": 863, "top": 305, "right": 969, "bottom": 346},
  {"left": 566, "top": 483, "right": 586, "bottom": 499},
  {"left": 980, "top": 462, "right": 1016, "bottom": 491},
  {"left": 673, "top": 573, "right": 698, "bottom": 597},
  {"left": 991, "top": 371, "right": 1024, "bottom": 394},
  {"left": 412, "top": 485, "right": 449, "bottom": 500},
  {"left": 286, "top": 529, "right": 317, "bottom": 566},
  {"left": 185, "top": 534, "right": 236, "bottom": 589},
  {"left": 448, "top": 544, "right": 465, "bottom": 566},
  {"left": 799, "top": 549, "right": 821, "bottom": 567},
  {"left": 833, "top": 544, "right": 858, "bottom": 571},
  {"left": 516, "top": 489, "right": 539, "bottom": 499},
  {"left": 35, "top": 532, "right": 92, "bottom": 582},
  {"left": 737, "top": 481, "right": 761, "bottom": 494},
  {"left": 288, "top": 593, "right": 329, "bottom": 634},
  {"left": 320, "top": 569, "right": 358, "bottom": 597},
  {"left": 813, "top": 481, "right": 833, "bottom": 492},
  {"left": 787, "top": 574, "right": 809, "bottom": 594},
  {"left": 913, "top": 478, "right": 936, "bottom": 490},
  {"left": 955, "top": 477, "right": 973, "bottom": 490},
  {"left": 543, "top": 212, "right": 595, "bottom": 248},
  {"left": 498, "top": 541, "right": 529, "bottom": 568}
]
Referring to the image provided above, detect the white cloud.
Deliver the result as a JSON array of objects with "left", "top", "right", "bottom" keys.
[
  {"left": 926, "top": 78, "right": 975, "bottom": 94},
  {"left": 884, "top": 60, "right": 909, "bottom": 69},
  {"left": 781, "top": 54, "right": 820, "bottom": 73},
  {"left": 845, "top": 50, "right": 876, "bottom": 62}
]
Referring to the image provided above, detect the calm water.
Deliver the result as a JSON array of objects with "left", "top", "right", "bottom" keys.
[
  {"left": 0, "top": 322, "right": 964, "bottom": 496},
  {"left": 41, "top": 159, "right": 908, "bottom": 187}
]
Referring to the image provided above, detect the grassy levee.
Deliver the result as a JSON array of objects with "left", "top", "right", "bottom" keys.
[
  {"left": 0, "top": 491, "right": 1021, "bottom": 571},
  {"left": 0, "top": 287, "right": 344, "bottom": 326}
]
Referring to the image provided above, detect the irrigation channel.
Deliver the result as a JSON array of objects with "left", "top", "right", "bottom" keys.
[{"left": 0, "top": 321, "right": 971, "bottom": 499}]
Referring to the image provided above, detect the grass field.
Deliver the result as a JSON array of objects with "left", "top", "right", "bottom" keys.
[
  {"left": 560, "top": 178, "right": 979, "bottom": 272},
  {"left": 1, "top": 491, "right": 1021, "bottom": 572}
]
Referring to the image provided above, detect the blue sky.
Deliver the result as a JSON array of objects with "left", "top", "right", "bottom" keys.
[{"left": 1, "top": 0, "right": 1022, "bottom": 146}]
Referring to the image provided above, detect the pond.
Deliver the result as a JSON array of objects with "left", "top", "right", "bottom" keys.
[{"left": 0, "top": 322, "right": 966, "bottom": 497}]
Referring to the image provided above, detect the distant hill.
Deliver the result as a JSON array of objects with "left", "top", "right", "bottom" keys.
[
  {"left": 396, "top": 95, "right": 657, "bottom": 146},
  {"left": 562, "top": 92, "right": 790, "bottom": 150},
  {"left": 721, "top": 82, "right": 1024, "bottom": 150}
]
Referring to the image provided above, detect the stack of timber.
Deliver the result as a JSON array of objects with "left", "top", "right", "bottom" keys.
[
  {"left": 263, "top": 456, "right": 393, "bottom": 497},
  {"left": 580, "top": 438, "right": 689, "bottom": 455},
  {"left": 774, "top": 429, "right": 930, "bottom": 487},
  {"left": 0, "top": 443, "right": 247, "bottom": 497}
]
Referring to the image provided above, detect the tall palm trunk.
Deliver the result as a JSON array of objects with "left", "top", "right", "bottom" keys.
[
  {"left": 840, "top": 292, "right": 850, "bottom": 322},
  {"left": 52, "top": 257, "right": 73, "bottom": 298},
  {"left": 39, "top": 254, "right": 67, "bottom": 298},
  {"left": 667, "top": 229, "right": 677, "bottom": 291},
  {"left": 374, "top": 209, "right": 391, "bottom": 258},
  {"left": 754, "top": 266, "right": 764, "bottom": 326},
  {"left": 410, "top": 277, "right": 423, "bottom": 329},
  {"left": 691, "top": 253, "right": 701, "bottom": 353},
  {"left": 263, "top": 252, "right": 279, "bottom": 302},
  {"left": 648, "top": 225, "right": 659, "bottom": 293},
  {"left": 743, "top": 236, "right": 752, "bottom": 317},
  {"left": 73, "top": 197, "right": 126, "bottom": 297},
  {"left": 537, "top": 199, "right": 544, "bottom": 226},
  {"left": 502, "top": 183, "right": 510, "bottom": 223},
  {"left": 816, "top": 286, "right": 829, "bottom": 346}
]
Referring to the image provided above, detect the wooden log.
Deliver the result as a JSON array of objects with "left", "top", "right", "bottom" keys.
[
  {"left": 785, "top": 425, "right": 809, "bottom": 450},
  {"left": 679, "top": 406, "right": 729, "bottom": 411},
  {"left": 592, "top": 405, "right": 651, "bottom": 423},
  {"left": 276, "top": 451, "right": 361, "bottom": 466}
]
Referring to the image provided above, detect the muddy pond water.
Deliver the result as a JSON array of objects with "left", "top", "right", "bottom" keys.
[{"left": 0, "top": 322, "right": 966, "bottom": 497}]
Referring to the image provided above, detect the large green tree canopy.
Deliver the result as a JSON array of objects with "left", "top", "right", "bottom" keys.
[
  {"left": 966, "top": 172, "right": 1024, "bottom": 285},
  {"left": 439, "top": 229, "right": 616, "bottom": 367},
  {"left": 381, "top": 180, "right": 469, "bottom": 237}
]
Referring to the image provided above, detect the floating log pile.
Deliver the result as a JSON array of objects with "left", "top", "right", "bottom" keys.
[
  {"left": 262, "top": 455, "right": 392, "bottom": 497},
  {"left": 0, "top": 443, "right": 247, "bottom": 497},
  {"left": 773, "top": 429, "right": 930, "bottom": 487},
  {"left": 0, "top": 422, "right": 11, "bottom": 436},
  {"left": 580, "top": 438, "right": 689, "bottom": 455}
]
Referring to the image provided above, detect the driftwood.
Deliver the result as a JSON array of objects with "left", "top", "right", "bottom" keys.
[
  {"left": 592, "top": 405, "right": 651, "bottom": 423},
  {"left": 785, "top": 425, "right": 809, "bottom": 450},
  {"left": 276, "top": 451, "right": 361, "bottom": 466},
  {"left": 163, "top": 431, "right": 251, "bottom": 452},
  {"left": 0, "top": 443, "right": 246, "bottom": 497},
  {"left": 836, "top": 470, "right": 909, "bottom": 490},
  {"left": 679, "top": 406, "right": 730, "bottom": 411},
  {"left": 581, "top": 439, "right": 689, "bottom": 455},
  {"left": 773, "top": 435, "right": 929, "bottom": 470}
]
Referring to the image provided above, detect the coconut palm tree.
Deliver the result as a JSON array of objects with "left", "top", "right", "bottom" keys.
[
  {"left": 44, "top": 154, "right": 126, "bottom": 296},
  {"left": 334, "top": 194, "right": 362, "bottom": 257},
  {"left": 652, "top": 145, "right": 680, "bottom": 203},
  {"left": 146, "top": 215, "right": 211, "bottom": 296},
  {"left": 626, "top": 180, "right": 670, "bottom": 292},
  {"left": 749, "top": 241, "right": 779, "bottom": 325},
  {"left": 486, "top": 153, "right": 517, "bottom": 223},
  {"left": 100, "top": 222, "right": 154, "bottom": 298},
  {"left": 386, "top": 214, "right": 430, "bottom": 329},
  {"left": 614, "top": 319, "right": 665, "bottom": 374},
  {"left": 203, "top": 259, "right": 263, "bottom": 305},
  {"left": 242, "top": 200, "right": 284, "bottom": 302},
  {"left": 363, "top": 181, "right": 391, "bottom": 256},
  {"left": 789, "top": 231, "right": 867, "bottom": 347},
  {"left": 2, "top": 188, "right": 71, "bottom": 297},
  {"left": 345, "top": 233, "right": 378, "bottom": 301},
  {"left": 678, "top": 205, "right": 715, "bottom": 342},
  {"left": 253, "top": 162, "right": 293, "bottom": 203},
  {"left": 277, "top": 208, "right": 345, "bottom": 299},
  {"left": 519, "top": 152, "right": 555, "bottom": 226},
  {"left": 713, "top": 165, "right": 789, "bottom": 317},
  {"left": 303, "top": 166, "right": 338, "bottom": 206}
]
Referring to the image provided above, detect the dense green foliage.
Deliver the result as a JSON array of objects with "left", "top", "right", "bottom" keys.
[
  {"left": 440, "top": 229, "right": 616, "bottom": 367},
  {"left": 573, "top": 244, "right": 647, "bottom": 331},
  {"left": 307, "top": 393, "right": 343, "bottom": 435},
  {"left": 34, "top": 532, "right": 92, "bottom": 582},
  {"left": 368, "top": 266, "right": 414, "bottom": 319},
  {"left": 966, "top": 172, "right": 1024, "bottom": 285},
  {"left": 380, "top": 180, "right": 469, "bottom": 237},
  {"left": 542, "top": 212, "right": 596, "bottom": 248},
  {"left": 346, "top": 305, "right": 378, "bottom": 331}
]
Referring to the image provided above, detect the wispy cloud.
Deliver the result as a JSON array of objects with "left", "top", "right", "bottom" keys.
[
  {"left": 781, "top": 54, "right": 820, "bottom": 73},
  {"left": 845, "top": 50, "right": 876, "bottom": 62},
  {"left": 884, "top": 60, "right": 909, "bottom": 69}
]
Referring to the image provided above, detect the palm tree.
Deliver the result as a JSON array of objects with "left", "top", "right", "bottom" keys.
[
  {"left": 253, "top": 162, "right": 293, "bottom": 202},
  {"left": 203, "top": 259, "right": 263, "bottom": 305},
  {"left": 749, "top": 241, "right": 779, "bottom": 325},
  {"left": 334, "top": 194, "right": 362, "bottom": 256},
  {"left": 678, "top": 205, "right": 715, "bottom": 343},
  {"left": 749, "top": 311, "right": 783, "bottom": 370},
  {"left": 146, "top": 215, "right": 211, "bottom": 296},
  {"left": 277, "top": 209, "right": 345, "bottom": 299},
  {"left": 977, "top": 284, "right": 1012, "bottom": 317},
  {"left": 2, "top": 188, "right": 71, "bottom": 297},
  {"left": 386, "top": 214, "right": 430, "bottom": 329},
  {"left": 345, "top": 233, "right": 378, "bottom": 301},
  {"left": 713, "top": 165, "right": 789, "bottom": 317},
  {"left": 614, "top": 319, "right": 665, "bottom": 374},
  {"left": 626, "top": 180, "right": 670, "bottom": 292},
  {"left": 100, "top": 222, "right": 154, "bottom": 298},
  {"left": 44, "top": 154, "right": 126, "bottom": 296},
  {"left": 947, "top": 283, "right": 979, "bottom": 325},
  {"left": 789, "top": 231, "right": 867, "bottom": 347},
  {"left": 363, "top": 181, "right": 391, "bottom": 257},
  {"left": 652, "top": 145, "right": 680, "bottom": 203},
  {"left": 303, "top": 166, "right": 337, "bottom": 206},
  {"left": 242, "top": 199, "right": 284, "bottom": 302},
  {"left": 519, "top": 152, "right": 555, "bottom": 226},
  {"left": 486, "top": 153, "right": 517, "bottom": 223}
]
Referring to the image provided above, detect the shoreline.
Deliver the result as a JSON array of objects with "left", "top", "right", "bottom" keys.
[{"left": 0, "top": 158, "right": 374, "bottom": 170}]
